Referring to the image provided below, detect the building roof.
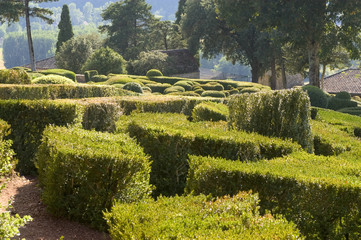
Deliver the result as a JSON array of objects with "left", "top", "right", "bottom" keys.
[
  {"left": 24, "top": 56, "right": 57, "bottom": 70},
  {"left": 323, "top": 69, "right": 361, "bottom": 95},
  {"left": 160, "top": 49, "right": 199, "bottom": 74}
]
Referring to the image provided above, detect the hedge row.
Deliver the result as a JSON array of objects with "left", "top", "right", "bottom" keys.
[
  {"left": 105, "top": 192, "right": 302, "bottom": 239},
  {"left": 123, "top": 113, "right": 301, "bottom": 196},
  {"left": 186, "top": 153, "right": 361, "bottom": 239},
  {"left": 36, "top": 126, "right": 152, "bottom": 230},
  {"left": 0, "top": 84, "right": 136, "bottom": 100},
  {"left": 0, "top": 119, "right": 15, "bottom": 177},
  {"left": 229, "top": 88, "right": 313, "bottom": 152},
  {"left": 0, "top": 100, "right": 79, "bottom": 175}
]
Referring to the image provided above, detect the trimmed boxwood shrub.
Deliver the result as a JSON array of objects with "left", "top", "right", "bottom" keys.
[
  {"left": 125, "top": 113, "right": 301, "bottom": 196},
  {"left": 186, "top": 153, "right": 361, "bottom": 239},
  {"left": 32, "top": 75, "right": 75, "bottom": 85},
  {"left": 146, "top": 69, "right": 163, "bottom": 78},
  {"left": 229, "top": 89, "right": 313, "bottom": 152},
  {"left": 40, "top": 69, "right": 76, "bottom": 82},
  {"left": 174, "top": 81, "right": 193, "bottom": 91},
  {"left": 201, "top": 82, "right": 224, "bottom": 91},
  {"left": 105, "top": 192, "right": 302, "bottom": 240},
  {"left": 327, "top": 97, "right": 357, "bottom": 111},
  {"left": 192, "top": 101, "right": 229, "bottom": 122},
  {"left": 302, "top": 85, "right": 328, "bottom": 108},
  {"left": 123, "top": 82, "right": 144, "bottom": 94},
  {"left": 84, "top": 70, "right": 98, "bottom": 83},
  {"left": 91, "top": 74, "right": 108, "bottom": 83},
  {"left": 166, "top": 91, "right": 200, "bottom": 97},
  {"left": 0, "top": 69, "right": 31, "bottom": 84},
  {"left": 0, "top": 100, "right": 79, "bottom": 175},
  {"left": 36, "top": 126, "right": 152, "bottom": 230},
  {"left": 240, "top": 87, "right": 260, "bottom": 94},
  {"left": 201, "top": 91, "right": 226, "bottom": 98},
  {"left": 0, "top": 119, "right": 15, "bottom": 177},
  {"left": 145, "top": 83, "right": 171, "bottom": 94},
  {"left": 164, "top": 86, "right": 185, "bottom": 94},
  {"left": 336, "top": 91, "right": 351, "bottom": 100},
  {"left": 338, "top": 107, "right": 361, "bottom": 116},
  {"left": 148, "top": 76, "right": 185, "bottom": 85}
]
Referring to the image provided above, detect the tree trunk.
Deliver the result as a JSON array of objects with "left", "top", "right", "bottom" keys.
[
  {"left": 25, "top": 0, "right": 36, "bottom": 71},
  {"left": 280, "top": 56, "right": 287, "bottom": 89},
  {"left": 320, "top": 64, "right": 326, "bottom": 89},
  {"left": 270, "top": 55, "right": 277, "bottom": 90},
  {"left": 308, "top": 41, "right": 320, "bottom": 87},
  {"left": 250, "top": 63, "right": 259, "bottom": 83}
]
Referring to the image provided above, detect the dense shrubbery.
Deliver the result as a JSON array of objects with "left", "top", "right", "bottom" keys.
[
  {"left": 327, "top": 97, "right": 358, "bottom": 110},
  {"left": 201, "top": 82, "right": 224, "bottom": 91},
  {"left": 90, "top": 75, "right": 108, "bottom": 82},
  {"left": 0, "top": 119, "right": 15, "bottom": 177},
  {"left": 36, "top": 126, "right": 152, "bottom": 229},
  {"left": 201, "top": 90, "right": 226, "bottom": 98},
  {"left": 40, "top": 69, "right": 76, "bottom": 82},
  {"left": 164, "top": 86, "right": 185, "bottom": 94},
  {"left": 32, "top": 75, "right": 75, "bottom": 85},
  {"left": 336, "top": 91, "right": 352, "bottom": 100},
  {"left": 131, "top": 51, "right": 168, "bottom": 76},
  {"left": 0, "top": 69, "right": 31, "bottom": 84},
  {"left": 105, "top": 192, "right": 302, "bottom": 240},
  {"left": 192, "top": 101, "right": 229, "bottom": 122},
  {"left": 338, "top": 107, "right": 361, "bottom": 116},
  {"left": 84, "top": 70, "right": 98, "bottom": 82},
  {"left": 123, "top": 82, "right": 143, "bottom": 94},
  {"left": 146, "top": 69, "right": 163, "bottom": 78},
  {"left": 0, "top": 84, "right": 135, "bottom": 100},
  {"left": 302, "top": 85, "right": 328, "bottom": 108},
  {"left": 145, "top": 83, "right": 171, "bottom": 94},
  {"left": 124, "top": 113, "right": 301, "bottom": 196},
  {"left": 229, "top": 88, "right": 312, "bottom": 152}
]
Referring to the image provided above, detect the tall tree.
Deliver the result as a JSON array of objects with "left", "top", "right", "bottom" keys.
[
  {"left": 151, "top": 20, "right": 186, "bottom": 50},
  {"left": 175, "top": 0, "right": 186, "bottom": 24},
  {"left": 0, "top": 0, "right": 57, "bottom": 71},
  {"left": 56, "top": 4, "right": 73, "bottom": 53},
  {"left": 100, "top": 0, "right": 155, "bottom": 60}
]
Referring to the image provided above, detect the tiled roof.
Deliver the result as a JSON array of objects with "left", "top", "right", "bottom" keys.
[
  {"left": 323, "top": 69, "right": 361, "bottom": 94},
  {"left": 24, "top": 56, "right": 57, "bottom": 70}
]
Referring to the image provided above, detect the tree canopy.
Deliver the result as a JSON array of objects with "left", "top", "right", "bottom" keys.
[{"left": 56, "top": 4, "right": 74, "bottom": 52}]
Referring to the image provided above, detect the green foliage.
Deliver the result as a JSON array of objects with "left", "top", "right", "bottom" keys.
[
  {"left": 0, "top": 100, "right": 79, "bottom": 175},
  {"left": 0, "top": 119, "right": 14, "bottom": 177},
  {"left": 32, "top": 74, "right": 75, "bottom": 85},
  {"left": 201, "top": 82, "right": 224, "bottom": 91},
  {"left": 327, "top": 97, "right": 358, "bottom": 111},
  {"left": 174, "top": 80, "right": 193, "bottom": 91},
  {"left": 123, "top": 113, "right": 301, "bottom": 196},
  {"left": 82, "top": 102, "right": 121, "bottom": 133},
  {"left": 148, "top": 76, "right": 185, "bottom": 85},
  {"left": 0, "top": 84, "right": 135, "bottom": 100},
  {"left": 0, "top": 69, "right": 31, "bottom": 84},
  {"left": 201, "top": 90, "right": 226, "bottom": 98},
  {"left": 229, "top": 88, "right": 313, "bottom": 152},
  {"left": 84, "top": 70, "right": 98, "bottom": 83},
  {"left": 354, "top": 128, "right": 361, "bottom": 138},
  {"left": 145, "top": 83, "right": 171, "bottom": 94},
  {"left": 240, "top": 87, "right": 261, "bottom": 94},
  {"left": 336, "top": 91, "right": 352, "bottom": 100},
  {"left": 40, "top": 69, "right": 76, "bottom": 81},
  {"left": 186, "top": 152, "right": 361, "bottom": 240},
  {"left": 123, "top": 82, "right": 144, "bottom": 94},
  {"left": 166, "top": 91, "right": 200, "bottom": 97},
  {"left": 164, "top": 86, "right": 185, "bottom": 94},
  {"left": 36, "top": 126, "right": 152, "bottom": 229},
  {"left": 0, "top": 210, "right": 32, "bottom": 240},
  {"left": 56, "top": 4, "right": 74, "bottom": 52},
  {"left": 146, "top": 69, "right": 163, "bottom": 78},
  {"left": 338, "top": 107, "right": 361, "bottom": 117},
  {"left": 192, "top": 101, "right": 229, "bottom": 122},
  {"left": 302, "top": 85, "right": 328, "bottom": 108},
  {"left": 105, "top": 192, "right": 302, "bottom": 240},
  {"left": 104, "top": 74, "right": 152, "bottom": 86},
  {"left": 90, "top": 75, "right": 108, "bottom": 83},
  {"left": 56, "top": 34, "right": 101, "bottom": 73},
  {"left": 82, "top": 47, "right": 127, "bottom": 75},
  {"left": 131, "top": 51, "right": 168, "bottom": 75}
]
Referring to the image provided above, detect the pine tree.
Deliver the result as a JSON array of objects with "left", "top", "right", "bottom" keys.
[{"left": 56, "top": 4, "right": 74, "bottom": 53}]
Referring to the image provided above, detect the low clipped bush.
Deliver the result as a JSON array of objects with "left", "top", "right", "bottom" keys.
[
  {"left": 145, "top": 83, "right": 171, "bottom": 94},
  {"left": 192, "top": 101, "right": 229, "bottom": 122},
  {"left": 123, "top": 82, "right": 144, "bottom": 94},
  {"left": 146, "top": 69, "right": 163, "bottom": 78},
  {"left": 0, "top": 69, "right": 31, "bottom": 84},
  {"left": 240, "top": 87, "right": 260, "bottom": 94},
  {"left": 82, "top": 102, "right": 122, "bottom": 133},
  {"left": 201, "top": 82, "right": 224, "bottom": 91},
  {"left": 32, "top": 75, "right": 75, "bottom": 85},
  {"left": 164, "top": 86, "right": 185, "bottom": 94},
  {"left": 354, "top": 127, "right": 361, "bottom": 138},
  {"left": 302, "top": 85, "right": 328, "bottom": 108},
  {"left": 174, "top": 81, "right": 193, "bottom": 91},
  {"left": 36, "top": 126, "right": 152, "bottom": 230},
  {"left": 201, "top": 91, "right": 226, "bottom": 98},
  {"left": 125, "top": 113, "right": 301, "bottom": 196},
  {"left": 338, "top": 107, "right": 361, "bottom": 116},
  {"left": 28, "top": 72, "right": 44, "bottom": 80},
  {"left": 91, "top": 75, "right": 108, "bottom": 83},
  {"left": 335, "top": 91, "right": 351, "bottom": 100},
  {"left": 40, "top": 69, "right": 76, "bottom": 82},
  {"left": 229, "top": 89, "right": 313, "bottom": 152},
  {"left": 84, "top": 70, "right": 98, "bottom": 83},
  {"left": 0, "top": 119, "right": 15, "bottom": 177},
  {"left": 142, "top": 86, "right": 152, "bottom": 93},
  {"left": 148, "top": 76, "right": 185, "bottom": 85},
  {"left": 166, "top": 91, "right": 200, "bottom": 97},
  {"left": 327, "top": 97, "right": 357, "bottom": 111},
  {"left": 105, "top": 192, "right": 302, "bottom": 240}
]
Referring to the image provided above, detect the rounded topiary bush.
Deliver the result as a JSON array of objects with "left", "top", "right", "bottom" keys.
[
  {"left": 335, "top": 91, "right": 351, "bottom": 100},
  {"left": 123, "top": 82, "right": 144, "bottom": 94},
  {"left": 302, "top": 85, "right": 328, "bottom": 108},
  {"left": 41, "top": 69, "right": 76, "bottom": 82},
  {"left": 192, "top": 102, "right": 229, "bottom": 122},
  {"left": 174, "top": 81, "right": 193, "bottom": 91},
  {"left": 164, "top": 86, "right": 185, "bottom": 94},
  {"left": 146, "top": 69, "right": 163, "bottom": 79},
  {"left": 142, "top": 86, "right": 152, "bottom": 93},
  {"left": 91, "top": 75, "right": 108, "bottom": 83},
  {"left": 327, "top": 97, "right": 357, "bottom": 111},
  {"left": 201, "top": 91, "right": 226, "bottom": 98},
  {"left": 0, "top": 69, "right": 31, "bottom": 84},
  {"left": 201, "top": 83, "right": 224, "bottom": 91},
  {"left": 146, "top": 83, "right": 172, "bottom": 94},
  {"left": 166, "top": 91, "right": 200, "bottom": 97},
  {"left": 32, "top": 75, "right": 75, "bottom": 85},
  {"left": 240, "top": 87, "right": 260, "bottom": 94}
]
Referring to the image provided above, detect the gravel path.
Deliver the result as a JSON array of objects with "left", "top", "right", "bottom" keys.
[{"left": 0, "top": 175, "right": 111, "bottom": 240}]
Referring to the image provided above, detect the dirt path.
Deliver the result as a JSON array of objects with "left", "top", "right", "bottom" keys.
[{"left": 0, "top": 174, "right": 111, "bottom": 240}]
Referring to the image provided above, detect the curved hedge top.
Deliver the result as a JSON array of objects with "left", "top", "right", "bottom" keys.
[
  {"left": 40, "top": 69, "right": 76, "bottom": 81},
  {"left": 32, "top": 75, "right": 75, "bottom": 85}
]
